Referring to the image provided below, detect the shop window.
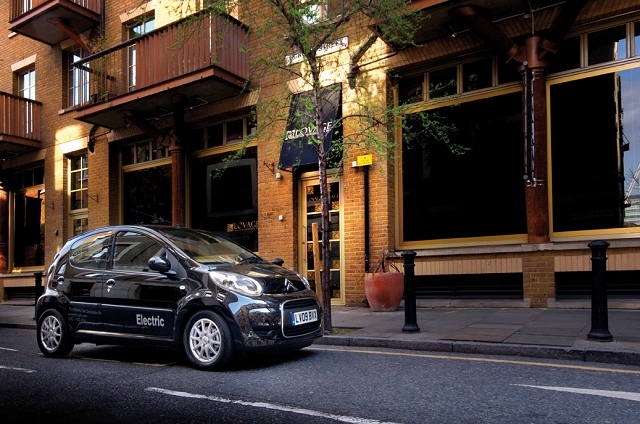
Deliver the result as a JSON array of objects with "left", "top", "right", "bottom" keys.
[
  {"left": 123, "top": 165, "right": 172, "bottom": 225},
  {"left": 401, "top": 91, "right": 526, "bottom": 242},
  {"left": 587, "top": 25, "right": 627, "bottom": 65},
  {"left": 11, "top": 166, "right": 45, "bottom": 268},
  {"left": 550, "top": 67, "right": 640, "bottom": 232},
  {"left": 191, "top": 149, "right": 258, "bottom": 252}
]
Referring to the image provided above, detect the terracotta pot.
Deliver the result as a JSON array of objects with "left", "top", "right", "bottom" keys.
[{"left": 364, "top": 271, "right": 404, "bottom": 312}]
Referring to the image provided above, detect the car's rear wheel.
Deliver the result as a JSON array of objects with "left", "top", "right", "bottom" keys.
[
  {"left": 183, "top": 311, "right": 234, "bottom": 370},
  {"left": 36, "top": 309, "right": 74, "bottom": 358}
]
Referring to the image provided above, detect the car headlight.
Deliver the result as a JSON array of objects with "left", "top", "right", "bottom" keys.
[
  {"left": 297, "top": 273, "right": 312, "bottom": 290},
  {"left": 209, "top": 271, "right": 263, "bottom": 297}
]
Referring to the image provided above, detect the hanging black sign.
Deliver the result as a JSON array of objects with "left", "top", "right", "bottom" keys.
[{"left": 278, "top": 84, "right": 341, "bottom": 169}]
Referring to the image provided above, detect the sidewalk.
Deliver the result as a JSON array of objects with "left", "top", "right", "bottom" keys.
[{"left": 2, "top": 302, "right": 640, "bottom": 366}]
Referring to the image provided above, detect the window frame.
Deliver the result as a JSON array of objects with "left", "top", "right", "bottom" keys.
[{"left": 18, "top": 67, "right": 36, "bottom": 100}]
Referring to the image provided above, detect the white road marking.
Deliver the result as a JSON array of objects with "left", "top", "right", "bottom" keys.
[
  {"left": 0, "top": 347, "right": 18, "bottom": 352},
  {"left": 147, "top": 387, "right": 401, "bottom": 424},
  {"left": 0, "top": 365, "right": 35, "bottom": 373},
  {"left": 309, "top": 346, "right": 640, "bottom": 375},
  {"left": 515, "top": 384, "right": 640, "bottom": 402}
]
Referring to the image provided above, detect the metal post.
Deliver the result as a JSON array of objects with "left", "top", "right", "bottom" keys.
[
  {"left": 587, "top": 240, "right": 613, "bottom": 341},
  {"left": 34, "top": 271, "right": 43, "bottom": 319},
  {"left": 402, "top": 251, "right": 420, "bottom": 333}
]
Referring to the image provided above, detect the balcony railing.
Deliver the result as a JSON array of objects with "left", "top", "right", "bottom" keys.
[
  {"left": 0, "top": 93, "right": 41, "bottom": 142},
  {"left": 72, "top": 13, "right": 249, "bottom": 108},
  {"left": 10, "top": 0, "right": 100, "bottom": 21}
]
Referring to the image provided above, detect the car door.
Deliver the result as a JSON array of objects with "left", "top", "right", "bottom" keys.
[
  {"left": 100, "top": 230, "right": 187, "bottom": 338},
  {"left": 63, "top": 230, "right": 111, "bottom": 332}
]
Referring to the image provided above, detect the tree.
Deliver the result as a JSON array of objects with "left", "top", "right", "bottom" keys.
[{"left": 141, "top": 0, "right": 455, "bottom": 331}]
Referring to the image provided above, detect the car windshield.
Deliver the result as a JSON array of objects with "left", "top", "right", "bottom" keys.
[{"left": 156, "top": 227, "right": 262, "bottom": 265}]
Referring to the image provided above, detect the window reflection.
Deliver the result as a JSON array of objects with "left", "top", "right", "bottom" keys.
[
  {"left": 551, "top": 67, "right": 640, "bottom": 231},
  {"left": 588, "top": 25, "right": 627, "bottom": 65}
]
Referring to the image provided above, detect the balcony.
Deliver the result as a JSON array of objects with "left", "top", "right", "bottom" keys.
[
  {"left": 9, "top": 0, "right": 100, "bottom": 45},
  {"left": 0, "top": 93, "right": 41, "bottom": 160},
  {"left": 73, "top": 13, "right": 249, "bottom": 129}
]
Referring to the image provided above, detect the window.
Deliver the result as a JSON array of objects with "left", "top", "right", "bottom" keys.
[
  {"left": 18, "top": 68, "right": 35, "bottom": 100},
  {"left": 69, "top": 153, "right": 88, "bottom": 237},
  {"left": 587, "top": 25, "right": 627, "bottom": 65},
  {"left": 67, "top": 48, "right": 89, "bottom": 107},
  {"left": 189, "top": 116, "right": 257, "bottom": 151},
  {"left": 192, "top": 152, "right": 259, "bottom": 252},
  {"left": 127, "top": 15, "right": 155, "bottom": 91},
  {"left": 398, "top": 57, "right": 517, "bottom": 104},
  {"left": 113, "top": 232, "right": 165, "bottom": 273},
  {"left": 70, "top": 154, "right": 88, "bottom": 210},
  {"left": 121, "top": 136, "right": 172, "bottom": 225},
  {"left": 299, "top": 0, "right": 328, "bottom": 24},
  {"left": 401, "top": 91, "right": 526, "bottom": 242},
  {"left": 122, "top": 139, "right": 169, "bottom": 166},
  {"left": 122, "top": 165, "right": 172, "bottom": 225},
  {"left": 550, "top": 67, "right": 640, "bottom": 233},
  {"left": 69, "top": 231, "right": 111, "bottom": 270}
]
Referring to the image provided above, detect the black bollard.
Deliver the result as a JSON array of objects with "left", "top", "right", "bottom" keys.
[
  {"left": 587, "top": 240, "right": 613, "bottom": 341},
  {"left": 402, "top": 250, "right": 420, "bottom": 333},
  {"left": 34, "top": 271, "right": 43, "bottom": 319}
]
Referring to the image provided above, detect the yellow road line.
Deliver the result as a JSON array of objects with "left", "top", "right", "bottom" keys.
[{"left": 308, "top": 346, "right": 640, "bottom": 375}]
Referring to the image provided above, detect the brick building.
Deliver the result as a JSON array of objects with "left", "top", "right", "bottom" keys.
[{"left": 1, "top": 0, "right": 640, "bottom": 309}]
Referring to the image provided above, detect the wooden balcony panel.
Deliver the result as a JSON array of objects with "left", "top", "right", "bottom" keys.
[
  {"left": 10, "top": 0, "right": 100, "bottom": 20},
  {"left": 0, "top": 93, "right": 41, "bottom": 158},
  {"left": 9, "top": 0, "right": 100, "bottom": 45},
  {"left": 73, "top": 14, "right": 249, "bottom": 129}
]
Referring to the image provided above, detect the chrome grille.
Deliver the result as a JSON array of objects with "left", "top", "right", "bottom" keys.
[{"left": 281, "top": 297, "right": 321, "bottom": 338}]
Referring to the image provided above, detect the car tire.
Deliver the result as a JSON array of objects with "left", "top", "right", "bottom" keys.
[
  {"left": 183, "top": 310, "right": 234, "bottom": 370},
  {"left": 37, "top": 309, "right": 74, "bottom": 358}
]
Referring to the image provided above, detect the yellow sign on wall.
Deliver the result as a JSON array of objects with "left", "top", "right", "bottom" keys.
[{"left": 357, "top": 154, "right": 372, "bottom": 166}]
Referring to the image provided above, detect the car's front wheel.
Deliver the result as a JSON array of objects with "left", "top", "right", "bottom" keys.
[
  {"left": 183, "top": 311, "right": 234, "bottom": 370},
  {"left": 36, "top": 309, "right": 74, "bottom": 358}
]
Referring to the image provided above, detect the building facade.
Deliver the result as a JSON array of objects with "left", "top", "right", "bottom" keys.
[{"left": 1, "top": 0, "right": 640, "bottom": 310}]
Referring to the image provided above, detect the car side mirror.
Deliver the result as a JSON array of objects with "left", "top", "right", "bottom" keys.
[{"left": 148, "top": 256, "right": 176, "bottom": 277}]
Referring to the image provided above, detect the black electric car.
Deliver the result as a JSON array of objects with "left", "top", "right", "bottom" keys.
[{"left": 36, "top": 225, "right": 322, "bottom": 370}]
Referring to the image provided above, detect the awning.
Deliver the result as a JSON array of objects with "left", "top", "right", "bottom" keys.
[{"left": 278, "top": 84, "right": 341, "bottom": 169}]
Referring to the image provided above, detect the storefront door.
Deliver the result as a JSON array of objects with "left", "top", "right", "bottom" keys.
[{"left": 299, "top": 173, "right": 344, "bottom": 305}]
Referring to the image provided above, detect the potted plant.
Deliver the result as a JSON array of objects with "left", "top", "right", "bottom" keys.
[{"left": 364, "top": 251, "right": 404, "bottom": 312}]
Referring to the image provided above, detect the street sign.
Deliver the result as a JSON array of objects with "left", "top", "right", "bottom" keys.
[{"left": 357, "top": 154, "right": 372, "bottom": 166}]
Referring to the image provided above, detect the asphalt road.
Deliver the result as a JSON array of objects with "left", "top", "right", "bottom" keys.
[{"left": 2, "top": 326, "right": 640, "bottom": 423}]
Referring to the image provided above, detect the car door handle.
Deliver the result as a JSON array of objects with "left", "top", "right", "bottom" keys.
[{"left": 106, "top": 279, "right": 116, "bottom": 292}]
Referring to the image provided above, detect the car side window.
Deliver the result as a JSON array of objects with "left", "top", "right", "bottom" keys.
[
  {"left": 69, "top": 231, "right": 111, "bottom": 270},
  {"left": 113, "top": 231, "right": 166, "bottom": 273}
]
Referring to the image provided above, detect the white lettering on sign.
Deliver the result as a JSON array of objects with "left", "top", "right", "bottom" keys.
[
  {"left": 136, "top": 314, "right": 165, "bottom": 327},
  {"left": 285, "top": 37, "right": 348, "bottom": 66},
  {"left": 285, "top": 120, "right": 335, "bottom": 141}
]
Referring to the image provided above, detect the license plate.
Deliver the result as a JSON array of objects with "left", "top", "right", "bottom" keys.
[{"left": 292, "top": 309, "right": 318, "bottom": 326}]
